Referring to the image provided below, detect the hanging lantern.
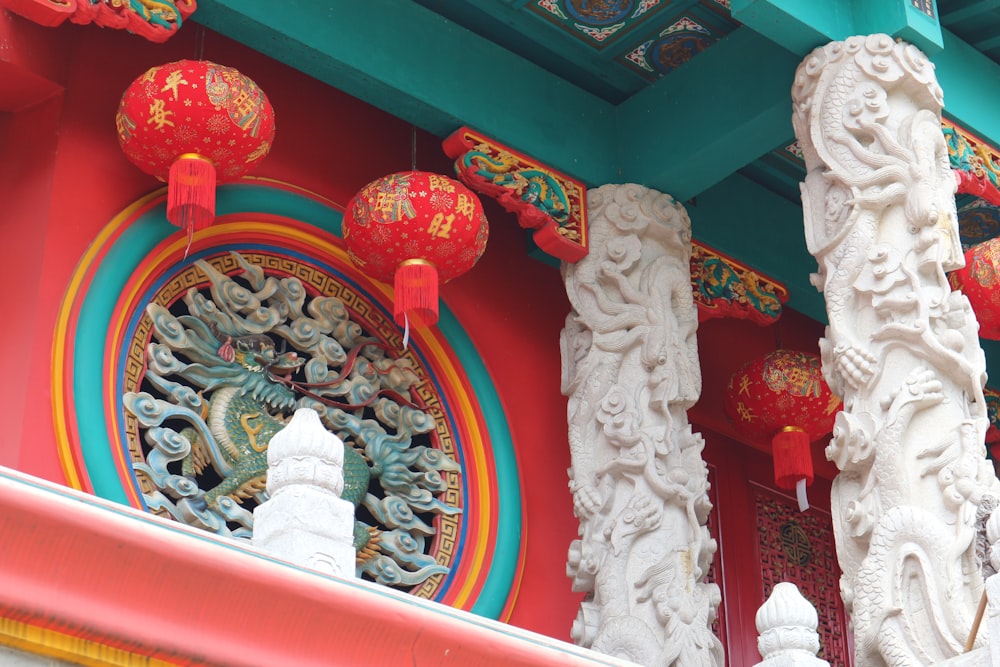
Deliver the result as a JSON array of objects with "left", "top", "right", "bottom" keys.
[
  {"left": 116, "top": 59, "right": 275, "bottom": 246},
  {"left": 723, "top": 349, "right": 841, "bottom": 511},
  {"left": 952, "top": 238, "right": 1000, "bottom": 339},
  {"left": 342, "top": 171, "right": 489, "bottom": 330}
]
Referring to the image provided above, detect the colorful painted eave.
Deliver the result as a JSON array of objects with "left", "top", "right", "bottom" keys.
[{"left": 0, "top": 466, "right": 635, "bottom": 667}]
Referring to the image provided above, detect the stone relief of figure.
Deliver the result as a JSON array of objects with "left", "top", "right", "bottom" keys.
[
  {"left": 561, "top": 183, "right": 722, "bottom": 667},
  {"left": 792, "top": 34, "right": 1000, "bottom": 666}
]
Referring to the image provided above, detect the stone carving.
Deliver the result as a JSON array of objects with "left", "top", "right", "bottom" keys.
[
  {"left": 792, "top": 34, "right": 1000, "bottom": 665},
  {"left": 562, "top": 183, "right": 722, "bottom": 666},
  {"left": 253, "top": 407, "right": 356, "bottom": 577},
  {"left": 755, "top": 583, "right": 829, "bottom": 667},
  {"left": 123, "top": 251, "right": 460, "bottom": 590}
]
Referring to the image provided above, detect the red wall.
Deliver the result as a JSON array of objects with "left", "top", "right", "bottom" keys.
[
  {"left": 0, "top": 11, "right": 838, "bottom": 657},
  {"left": 2, "top": 16, "right": 584, "bottom": 639}
]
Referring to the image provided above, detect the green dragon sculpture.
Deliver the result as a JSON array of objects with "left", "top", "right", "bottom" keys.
[{"left": 124, "top": 252, "right": 459, "bottom": 585}]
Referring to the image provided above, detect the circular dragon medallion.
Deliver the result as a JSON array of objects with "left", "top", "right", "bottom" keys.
[
  {"left": 650, "top": 33, "right": 711, "bottom": 75},
  {"left": 564, "top": 0, "right": 634, "bottom": 26},
  {"left": 123, "top": 251, "right": 462, "bottom": 593}
]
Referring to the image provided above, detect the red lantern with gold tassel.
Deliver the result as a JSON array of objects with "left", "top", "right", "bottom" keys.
[
  {"left": 952, "top": 238, "right": 1000, "bottom": 339},
  {"left": 723, "top": 349, "right": 841, "bottom": 511},
  {"left": 116, "top": 60, "right": 275, "bottom": 250},
  {"left": 342, "top": 171, "right": 489, "bottom": 334}
]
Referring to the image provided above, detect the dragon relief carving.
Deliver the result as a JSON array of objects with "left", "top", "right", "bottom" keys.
[
  {"left": 561, "top": 184, "right": 722, "bottom": 667},
  {"left": 123, "top": 252, "right": 460, "bottom": 589},
  {"left": 792, "top": 34, "right": 1000, "bottom": 666}
]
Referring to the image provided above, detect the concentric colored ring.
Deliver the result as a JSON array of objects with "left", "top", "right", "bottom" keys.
[{"left": 52, "top": 180, "right": 521, "bottom": 619}]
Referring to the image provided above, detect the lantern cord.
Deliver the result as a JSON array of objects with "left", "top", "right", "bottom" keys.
[
  {"left": 411, "top": 126, "right": 417, "bottom": 171},
  {"left": 196, "top": 24, "right": 206, "bottom": 61},
  {"left": 184, "top": 226, "right": 194, "bottom": 259},
  {"left": 796, "top": 478, "right": 809, "bottom": 512},
  {"left": 402, "top": 313, "right": 411, "bottom": 350}
]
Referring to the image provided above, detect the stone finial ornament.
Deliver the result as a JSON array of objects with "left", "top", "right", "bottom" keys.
[
  {"left": 253, "top": 408, "right": 356, "bottom": 577},
  {"left": 755, "top": 583, "right": 828, "bottom": 667}
]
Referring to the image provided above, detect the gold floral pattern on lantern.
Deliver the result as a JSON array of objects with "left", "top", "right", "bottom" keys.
[{"left": 343, "top": 171, "right": 489, "bottom": 327}]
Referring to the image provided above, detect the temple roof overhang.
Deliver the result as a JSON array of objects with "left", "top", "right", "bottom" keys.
[{"left": 0, "top": 466, "right": 634, "bottom": 667}]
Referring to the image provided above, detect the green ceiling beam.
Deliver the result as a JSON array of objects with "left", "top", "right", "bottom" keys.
[
  {"left": 731, "top": 0, "right": 943, "bottom": 55},
  {"left": 940, "top": 0, "right": 1000, "bottom": 23},
  {"left": 615, "top": 28, "right": 801, "bottom": 202},
  {"left": 193, "top": 0, "right": 618, "bottom": 187}
]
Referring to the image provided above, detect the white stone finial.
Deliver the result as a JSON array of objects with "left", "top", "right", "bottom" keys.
[
  {"left": 755, "top": 583, "right": 825, "bottom": 665},
  {"left": 265, "top": 407, "right": 345, "bottom": 498},
  {"left": 253, "top": 407, "right": 356, "bottom": 577}
]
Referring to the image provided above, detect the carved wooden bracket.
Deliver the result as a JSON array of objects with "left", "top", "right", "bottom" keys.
[
  {"left": 0, "top": 0, "right": 196, "bottom": 43},
  {"left": 944, "top": 119, "right": 1000, "bottom": 206},
  {"left": 691, "top": 240, "right": 788, "bottom": 326},
  {"left": 443, "top": 126, "right": 588, "bottom": 262}
]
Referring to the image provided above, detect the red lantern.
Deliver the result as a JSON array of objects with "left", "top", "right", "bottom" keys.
[
  {"left": 953, "top": 239, "right": 1000, "bottom": 339},
  {"left": 342, "top": 171, "right": 489, "bottom": 329},
  {"left": 116, "top": 60, "right": 275, "bottom": 245},
  {"left": 723, "top": 349, "right": 841, "bottom": 510}
]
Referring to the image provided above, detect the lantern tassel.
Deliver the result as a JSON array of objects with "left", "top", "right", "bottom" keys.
[
  {"left": 168, "top": 154, "right": 216, "bottom": 254},
  {"left": 394, "top": 259, "right": 439, "bottom": 328},
  {"left": 796, "top": 478, "right": 809, "bottom": 512},
  {"left": 772, "top": 426, "right": 813, "bottom": 508}
]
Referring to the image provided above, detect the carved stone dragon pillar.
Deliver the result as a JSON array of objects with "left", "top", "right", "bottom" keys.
[
  {"left": 562, "top": 183, "right": 723, "bottom": 667},
  {"left": 791, "top": 34, "right": 1000, "bottom": 666}
]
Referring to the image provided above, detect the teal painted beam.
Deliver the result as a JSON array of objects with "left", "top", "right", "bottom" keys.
[
  {"left": 853, "top": 0, "right": 943, "bottom": 53},
  {"left": 732, "top": 0, "right": 942, "bottom": 54},
  {"left": 193, "top": 0, "right": 619, "bottom": 187},
  {"left": 730, "top": 0, "right": 853, "bottom": 54},
  {"left": 685, "top": 173, "right": 827, "bottom": 324},
  {"left": 616, "top": 28, "right": 801, "bottom": 202},
  {"left": 409, "top": 0, "right": 648, "bottom": 100},
  {"left": 934, "top": 29, "right": 1000, "bottom": 153}
]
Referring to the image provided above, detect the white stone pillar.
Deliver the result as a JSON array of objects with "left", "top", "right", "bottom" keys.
[
  {"left": 253, "top": 407, "right": 356, "bottom": 576},
  {"left": 755, "top": 583, "right": 829, "bottom": 667},
  {"left": 562, "top": 183, "right": 722, "bottom": 667},
  {"left": 791, "top": 34, "right": 1000, "bottom": 666}
]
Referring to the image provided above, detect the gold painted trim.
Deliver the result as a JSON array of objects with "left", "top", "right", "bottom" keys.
[
  {"left": 0, "top": 617, "right": 178, "bottom": 667},
  {"left": 176, "top": 152, "right": 212, "bottom": 165},
  {"left": 399, "top": 257, "right": 436, "bottom": 268}
]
